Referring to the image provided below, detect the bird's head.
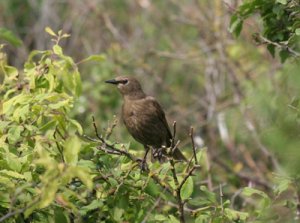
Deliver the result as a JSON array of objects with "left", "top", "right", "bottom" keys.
[{"left": 105, "top": 76, "right": 145, "bottom": 99}]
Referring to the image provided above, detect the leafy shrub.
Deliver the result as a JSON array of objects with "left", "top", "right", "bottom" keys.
[
  {"left": 0, "top": 28, "right": 251, "bottom": 223},
  {"left": 230, "top": 0, "right": 300, "bottom": 62}
]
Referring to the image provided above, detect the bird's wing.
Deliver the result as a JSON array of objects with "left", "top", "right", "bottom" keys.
[{"left": 146, "top": 96, "right": 173, "bottom": 146}]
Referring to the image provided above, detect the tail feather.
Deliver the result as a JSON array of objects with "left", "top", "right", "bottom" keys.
[{"left": 173, "top": 147, "right": 187, "bottom": 162}]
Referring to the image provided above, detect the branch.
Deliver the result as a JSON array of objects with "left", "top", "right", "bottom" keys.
[
  {"left": 169, "top": 121, "right": 185, "bottom": 223},
  {"left": 189, "top": 127, "right": 198, "bottom": 164},
  {"left": 0, "top": 198, "right": 40, "bottom": 222},
  {"left": 179, "top": 165, "right": 201, "bottom": 191},
  {"left": 255, "top": 33, "right": 300, "bottom": 57},
  {"left": 87, "top": 117, "right": 174, "bottom": 195}
]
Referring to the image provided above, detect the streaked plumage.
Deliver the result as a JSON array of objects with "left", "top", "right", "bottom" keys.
[{"left": 105, "top": 76, "right": 186, "bottom": 161}]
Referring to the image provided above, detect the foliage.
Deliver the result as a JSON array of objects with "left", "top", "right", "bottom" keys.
[
  {"left": 1, "top": 0, "right": 300, "bottom": 222},
  {"left": 0, "top": 28, "right": 251, "bottom": 223},
  {"left": 230, "top": 0, "right": 300, "bottom": 62},
  {"left": 0, "top": 28, "right": 22, "bottom": 47}
]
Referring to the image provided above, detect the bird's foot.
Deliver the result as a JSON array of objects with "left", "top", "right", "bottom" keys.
[{"left": 153, "top": 148, "right": 164, "bottom": 161}]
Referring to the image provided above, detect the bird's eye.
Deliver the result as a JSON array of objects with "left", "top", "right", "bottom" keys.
[{"left": 121, "top": 79, "right": 128, "bottom": 85}]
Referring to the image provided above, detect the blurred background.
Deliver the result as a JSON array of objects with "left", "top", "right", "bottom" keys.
[{"left": 1, "top": 0, "right": 300, "bottom": 215}]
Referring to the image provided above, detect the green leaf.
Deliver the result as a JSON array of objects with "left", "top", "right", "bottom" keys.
[
  {"left": 48, "top": 99, "right": 70, "bottom": 109},
  {"left": 13, "top": 104, "right": 29, "bottom": 122},
  {"left": 39, "top": 181, "right": 59, "bottom": 208},
  {"left": 242, "top": 187, "right": 269, "bottom": 199},
  {"left": 0, "top": 121, "right": 10, "bottom": 132},
  {"left": 39, "top": 120, "right": 57, "bottom": 132},
  {"left": 295, "top": 28, "right": 300, "bottom": 36},
  {"left": 274, "top": 177, "right": 291, "bottom": 195},
  {"left": 224, "top": 208, "right": 249, "bottom": 221},
  {"left": 7, "top": 125, "right": 24, "bottom": 143},
  {"left": 67, "top": 166, "right": 93, "bottom": 190},
  {"left": 63, "top": 136, "right": 81, "bottom": 165},
  {"left": 279, "top": 49, "right": 289, "bottom": 63},
  {"left": 73, "top": 70, "right": 82, "bottom": 96},
  {"left": 180, "top": 177, "right": 194, "bottom": 200},
  {"left": 276, "top": 0, "right": 287, "bottom": 4},
  {"left": 79, "top": 54, "right": 106, "bottom": 64},
  {"left": 53, "top": 45, "right": 63, "bottom": 55},
  {"left": 70, "top": 119, "right": 83, "bottom": 135},
  {"left": 0, "top": 27, "right": 22, "bottom": 47},
  {"left": 154, "top": 214, "right": 168, "bottom": 221},
  {"left": 195, "top": 214, "right": 210, "bottom": 223},
  {"left": 199, "top": 185, "right": 216, "bottom": 203},
  {"left": 0, "top": 170, "right": 26, "bottom": 179},
  {"left": 54, "top": 209, "right": 69, "bottom": 223},
  {"left": 5, "top": 153, "right": 22, "bottom": 172},
  {"left": 45, "top": 27, "right": 57, "bottom": 36},
  {"left": 267, "top": 44, "right": 275, "bottom": 58},
  {"left": 79, "top": 200, "right": 104, "bottom": 215},
  {"left": 229, "top": 15, "right": 243, "bottom": 37},
  {"left": 168, "top": 215, "right": 180, "bottom": 223},
  {"left": 0, "top": 175, "right": 14, "bottom": 188},
  {"left": 3, "top": 65, "right": 18, "bottom": 80},
  {"left": 113, "top": 207, "right": 124, "bottom": 222},
  {"left": 145, "top": 179, "right": 161, "bottom": 197}
]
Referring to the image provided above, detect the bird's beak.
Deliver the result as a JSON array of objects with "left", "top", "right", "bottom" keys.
[{"left": 105, "top": 79, "right": 119, "bottom": 85}]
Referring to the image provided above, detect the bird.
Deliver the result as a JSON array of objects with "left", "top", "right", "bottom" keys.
[{"left": 105, "top": 76, "right": 186, "bottom": 167}]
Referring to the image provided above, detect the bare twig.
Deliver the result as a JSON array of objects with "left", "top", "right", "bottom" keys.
[
  {"left": 169, "top": 121, "right": 185, "bottom": 223},
  {"left": 219, "top": 184, "right": 224, "bottom": 214},
  {"left": 92, "top": 116, "right": 102, "bottom": 140},
  {"left": 189, "top": 127, "right": 198, "bottom": 164},
  {"left": 105, "top": 116, "right": 118, "bottom": 140},
  {"left": 169, "top": 156, "right": 185, "bottom": 223},
  {"left": 171, "top": 121, "right": 177, "bottom": 148}
]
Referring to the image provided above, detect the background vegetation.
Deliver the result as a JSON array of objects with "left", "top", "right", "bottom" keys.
[{"left": 0, "top": 0, "right": 300, "bottom": 222}]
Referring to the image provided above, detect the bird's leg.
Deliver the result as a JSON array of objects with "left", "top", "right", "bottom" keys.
[
  {"left": 141, "top": 145, "right": 150, "bottom": 171},
  {"left": 152, "top": 146, "right": 165, "bottom": 162}
]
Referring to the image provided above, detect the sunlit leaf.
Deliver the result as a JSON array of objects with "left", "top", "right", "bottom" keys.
[
  {"left": 0, "top": 170, "right": 26, "bottom": 179},
  {"left": 70, "top": 119, "right": 83, "bottom": 135},
  {"left": 53, "top": 45, "right": 63, "bottom": 55},
  {"left": 168, "top": 215, "right": 180, "bottom": 223},
  {"left": 276, "top": 0, "right": 287, "bottom": 4},
  {"left": 224, "top": 208, "right": 249, "bottom": 221},
  {"left": 79, "top": 54, "right": 106, "bottom": 64},
  {"left": 63, "top": 136, "right": 81, "bottom": 165},
  {"left": 39, "top": 181, "right": 59, "bottom": 208},
  {"left": 180, "top": 176, "right": 194, "bottom": 200},
  {"left": 45, "top": 27, "right": 57, "bottom": 36}
]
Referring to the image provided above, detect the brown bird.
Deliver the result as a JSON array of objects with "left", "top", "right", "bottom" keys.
[{"left": 105, "top": 76, "right": 186, "bottom": 166}]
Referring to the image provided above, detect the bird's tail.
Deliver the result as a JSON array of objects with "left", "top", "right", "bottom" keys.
[{"left": 172, "top": 147, "right": 187, "bottom": 162}]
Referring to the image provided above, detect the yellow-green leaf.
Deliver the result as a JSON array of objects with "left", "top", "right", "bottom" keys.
[
  {"left": 45, "top": 27, "right": 57, "bottom": 36},
  {"left": 63, "top": 136, "right": 81, "bottom": 165},
  {"left": 53, "top": 45, "right": 63, "bottom": 55},
  {"left": 180, "top": 177, "right": 194, "bottom": 200},
  {"left": 79, "top": 54, "right": 106, "bottom": 64}
]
